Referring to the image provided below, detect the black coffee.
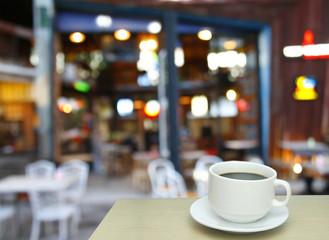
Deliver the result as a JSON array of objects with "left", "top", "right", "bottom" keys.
[{"left": 220, "top": 172, "right": 266, "bottom": 180}]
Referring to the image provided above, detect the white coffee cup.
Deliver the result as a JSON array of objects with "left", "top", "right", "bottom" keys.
[{"left": 208, "top": 161, "right": 291, "bottom": 223}]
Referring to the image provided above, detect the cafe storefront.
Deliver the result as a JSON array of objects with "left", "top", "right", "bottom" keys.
[{"left": 53, "top": 1, "right": 271, "bottom": 177}]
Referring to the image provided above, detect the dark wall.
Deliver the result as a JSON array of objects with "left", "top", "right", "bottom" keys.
[{"left": 269, "top": 0, "right": 329, "bottom": 158}]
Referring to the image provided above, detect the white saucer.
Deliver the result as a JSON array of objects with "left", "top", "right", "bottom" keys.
[{"left": 190, "top": 197, "right": 289, "bottom": 233}]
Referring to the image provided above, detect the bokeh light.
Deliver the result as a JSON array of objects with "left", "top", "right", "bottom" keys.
[
  {"left": 95, "top": 15, "right": 112, "bottom": 28},
  {"left": 117, "top": 98, "right": 134, "bottom": 117},
  {"left": 144, "top": 100, "right": 161, "bottom": 118},
  {"left": 293, "top": 163, "right": 303, "bottom": 174},
  {"left": 139, "top": 39, "right": 158, "bottom": 51},
  {"left": 69, "top": 32, "right": 86, "bottom": 43},
  {"left": 191, "top": 95, "right": 208, "bottom": 117},
  {"left": 226, "top": 89, "right": 237, "bottom": 101},
  {"left": 147, "top": 21, "right": 162, "bottom": 34},
  {"left": 236, "top": 99, "right": 248, "bottom": 111},
  {"left": 197, "top": 29, "right": 212, "bottom": 41},
  {"left": 114, "top": 29, "right": 131, "bottom": 41}
]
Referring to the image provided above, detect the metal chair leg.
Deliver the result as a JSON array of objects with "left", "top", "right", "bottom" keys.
[
  {"left": 30, "top": 220, "right": 40, "bottom": 240},
  {"left": 59, "top": 219, "right": 68, "bottom": 240}
]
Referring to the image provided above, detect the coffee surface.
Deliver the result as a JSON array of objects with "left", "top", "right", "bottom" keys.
[{"left": 220, "top": 172, "right": 266, "bottom": 180}]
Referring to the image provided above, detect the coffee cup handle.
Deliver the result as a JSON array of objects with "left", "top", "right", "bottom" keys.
[{"left": 272, "top": 179, "right": 291, "bottom": 207}]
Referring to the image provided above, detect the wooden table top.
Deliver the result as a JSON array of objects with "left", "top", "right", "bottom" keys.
[{"left": 89, "top": 195, "right": 329, "bottom": 240}]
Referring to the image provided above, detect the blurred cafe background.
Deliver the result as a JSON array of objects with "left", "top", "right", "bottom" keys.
[{"left": 0, "top": 0, "right": 329, "bottom": 239}]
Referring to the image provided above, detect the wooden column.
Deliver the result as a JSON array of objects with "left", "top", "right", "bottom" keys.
[{"left": 269, "top": 0, "right": 329, "bottom": 159}]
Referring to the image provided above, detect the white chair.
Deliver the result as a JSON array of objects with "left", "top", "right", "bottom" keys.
[
  {"left": 147, "top": 158, "right": 187, "bottom": 198},
  {"left": 25, "top": 160, "right": 56, "bottom": 178},
  {"left": 57, "top": 160, "right": 89, "bottom": 233},
  {"left": 28, "top": 190, "right": 75, "bottom": 240},
  {"left": 58, "top": 160, "right": 89, "bottom": 197},
  {"left": 24, "top": 159, "right": 57, "bottom": 235},
  {"left": 193, "top": 155, "right": 223, "bottom": 196},
  {"left": 0, "top": 200, "right": 16, "bottom": 239},
  {"left": 166, "top": 168, "right": 188, "bottom": 198},
  {"left": 26, "top": 159, "right": 76, "bottom": 240},
  {"left": 147, "top": 158, "right": 174, "bottom": 198}
]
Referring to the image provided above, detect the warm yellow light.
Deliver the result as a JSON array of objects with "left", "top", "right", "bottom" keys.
[
  {"left": 114, "top": 29, "right": 131, "bottom": 41},
  {"left": 191, "top": 95, "right": 208, "bottom": 117},
  {"left": 139, "top": 39, "right": 158, "bottom": 51},
  {"left": 133, "top": 100, "right": 144, "bottom": 110},
  {"left": 69, "top": 32, "right": 86, "bottom": 43},
  {"left": 179, "top": 96, "right": 191, "bottom": 105},
  {"left": 293, "top": 89, "right": 318, "bottom": 100},
  {"left": 293, "top": 163, "right": 303, "bottom": 174},
  {"left": 223, "top": 40, "right": 237, "bottom": 50},
  {"left": 175, "top": 47, "right": 185, "bottom": 67},
  {"left": 139, "top": 41, "right": 148, "bottom": 51},
  {"left": 226, "top": 89, "right": 237, "bottom": 101},
  {"left": 148, "top": 40, "right": 158, "bottom": 51},
  {"left": 293, "top": 76, "right": 318, "bottom": 100},
  {"left": 197, "top": 29, "right": 212, "bottom": 41},
  {"left": 193, "top": 169, "right": 209, "bottom": 181},
  {"left": 62, "top": 104, "right": 72, "bottom": 114},
  {"left": 144, "top": 100, "right": 161, "bottom": 118}
]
